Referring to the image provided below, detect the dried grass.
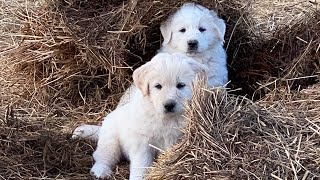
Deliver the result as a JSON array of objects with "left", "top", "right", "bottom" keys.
[
  {"left": 0, "top": 0, "right": 319, "bottom": 179},
  {"left": 228, "top": 0, "right": 319, "bottom": 98},
  {"left": 148, "top": 81, "right": 320, "bottom": 179}
]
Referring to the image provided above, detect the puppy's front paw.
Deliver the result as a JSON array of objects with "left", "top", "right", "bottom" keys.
[
  {"left": 72, "top": 126, "right": 86, "bottom": 139},
  {"left": 90, "top": 163, "right": 112, "bottom": 179}
]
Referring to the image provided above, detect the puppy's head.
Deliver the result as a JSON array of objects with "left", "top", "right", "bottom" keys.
[
  {"left": 133, "top": 53, "right": 207, "bottom": 116},
  {"left": 160, "top": 3, "right": 226, "bottom": 55}
]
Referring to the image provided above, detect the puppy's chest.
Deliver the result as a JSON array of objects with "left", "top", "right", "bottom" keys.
[
  {"left": 146, "top": 119, "right": 183, "bottom": 150},
  {"left": 192, "top": 55, "right": 211, "bottom": 65}
]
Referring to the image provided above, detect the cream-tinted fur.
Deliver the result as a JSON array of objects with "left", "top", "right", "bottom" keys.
[
  {"left": 159, "top": 3, "right": 228, "bottom": 87},
  {"left": 74, "top": 53, "right": 207, "bottom": 179}
]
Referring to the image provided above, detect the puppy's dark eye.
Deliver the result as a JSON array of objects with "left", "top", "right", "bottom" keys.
[
  {"left": 177, "top": 82, "right": 186, "bottom": 89},
  {"left": 199, "top": 27, "right": 206, "bottom": 32},
  {"left": 179, "top": 28, "right": 186, "bottom": 33},
  {"left": 155, "top": 83, "right": 162, "bottom": 90}
]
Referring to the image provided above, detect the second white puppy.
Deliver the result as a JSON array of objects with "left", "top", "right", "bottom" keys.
[
  {"left": 160, "top": 3, "right": 228, "bottom": 87},
  {"left": 89, "top": 53, "right": 206, "bottom": 180}
]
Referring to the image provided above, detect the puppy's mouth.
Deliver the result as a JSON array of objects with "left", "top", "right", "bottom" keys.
[
  {"left": 165, "top": 109, "right": 175, "bottom": 113},
  {"left": 164, "top": 108, "right": 185, "bottom": 115},
  {"left": 187, "top": 50, "right": 200, "bottom": 56}
]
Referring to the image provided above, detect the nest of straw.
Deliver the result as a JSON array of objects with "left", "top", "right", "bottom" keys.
[{"left": 0, "top": 0, "right": 319, "bottom": 179}]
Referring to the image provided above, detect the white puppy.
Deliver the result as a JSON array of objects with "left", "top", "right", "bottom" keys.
[
  {"left": 71, "top": 3, "right": 227, "bottom": 117},
  {"left": 159, "top": 3, "right": 228, "bottom": 87},
  {"left": 77, "top": 53, "right": 206, "bottom": 180}
]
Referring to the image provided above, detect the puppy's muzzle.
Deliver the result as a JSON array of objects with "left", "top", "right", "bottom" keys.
[
  {"left": 164, "top": 100, "right": 177, "bottom": 113},
  {"left": 187, "top": 40, "right": 198, "bottom": 51}
]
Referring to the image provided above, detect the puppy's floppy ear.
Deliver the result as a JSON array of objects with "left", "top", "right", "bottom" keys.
[
  {"left": 210, "top": 10, "right": 226, "bottom": 43},
  {"left": 133, "top": 63, "right": 150, "bottom": 96},
  {"left": 160, "top": 18, "right": 173, "bottom": 45}
]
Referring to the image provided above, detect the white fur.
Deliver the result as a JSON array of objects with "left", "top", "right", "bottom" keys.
[
  {"left": 74, "top": 53, "right": 207, "bottom": 180},
  {"left": 159, "top": 3, "right": 228, "bottom": 87}
]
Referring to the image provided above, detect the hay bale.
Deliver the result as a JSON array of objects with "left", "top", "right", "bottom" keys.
[
  {"left": 228, "top": 0, "right": 319, "bottom": 98},
  {"left": 248, "top": 0, "right": 316, "bottom": 38},
  {"left": 148, "top": 82, "right": 320, "bottom": 179},
  {"left": 2, "top": 0, "right": 318, "bottom": 112},
  {"left": 2, "top": 0, "right": 133, "bottom": 114}
]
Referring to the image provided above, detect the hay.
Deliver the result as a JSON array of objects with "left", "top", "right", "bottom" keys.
[
  {"left": 249, "top": 0, "right": 316, "bottom": 38},
  {"left": 2, "top": 0, "right": 318, "bottom": 112},
  {"left": 148, "top": 82, "right": 320, "bottom": 179},
  {"left": 0, "top": 0, "right": 320, "bottom": 179},
  {"left": 228, "top": 0, "right": 320, "bottom": 98},
  {"left": 1, "top": 0, "right": 133, "bottom": 115},
  {"left": 0, "top": 109, "right": 132, "bottom": 179}
]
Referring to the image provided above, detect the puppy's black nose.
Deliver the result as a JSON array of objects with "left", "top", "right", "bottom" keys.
[
  {"left": 164, "top": 101, "right": 176, "bottom": 112},
  {"left": 187, "top": 40, "right": 198, "bottom": 49}
]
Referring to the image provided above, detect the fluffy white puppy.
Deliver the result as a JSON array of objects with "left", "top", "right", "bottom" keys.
[
  {"left": 159, "top": 3, "right": 228, "bottom": 87},
  {"left": 77, "top": 53, "right": 206, "bottom": 180}
]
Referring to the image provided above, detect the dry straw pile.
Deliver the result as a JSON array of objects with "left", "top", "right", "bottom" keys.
[
  {"left": 0, "top": 0, "right": 319, "bottom": 179},
  {"left": 148, "top": 82, "right": 320, "bottom": 179}
]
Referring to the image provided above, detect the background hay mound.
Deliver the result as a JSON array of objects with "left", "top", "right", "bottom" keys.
[
  {"left": 2, "top": 0, "right": 319, "bottom": 113},
  {"left": 2, "top": 0, "right": 136, "bottom": 114},
  {"left": 228, "top": 0, "right": 320, "bottom": 98},
  {"left": 148, "top": 83, "right": 320, "bottom": 179}
]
